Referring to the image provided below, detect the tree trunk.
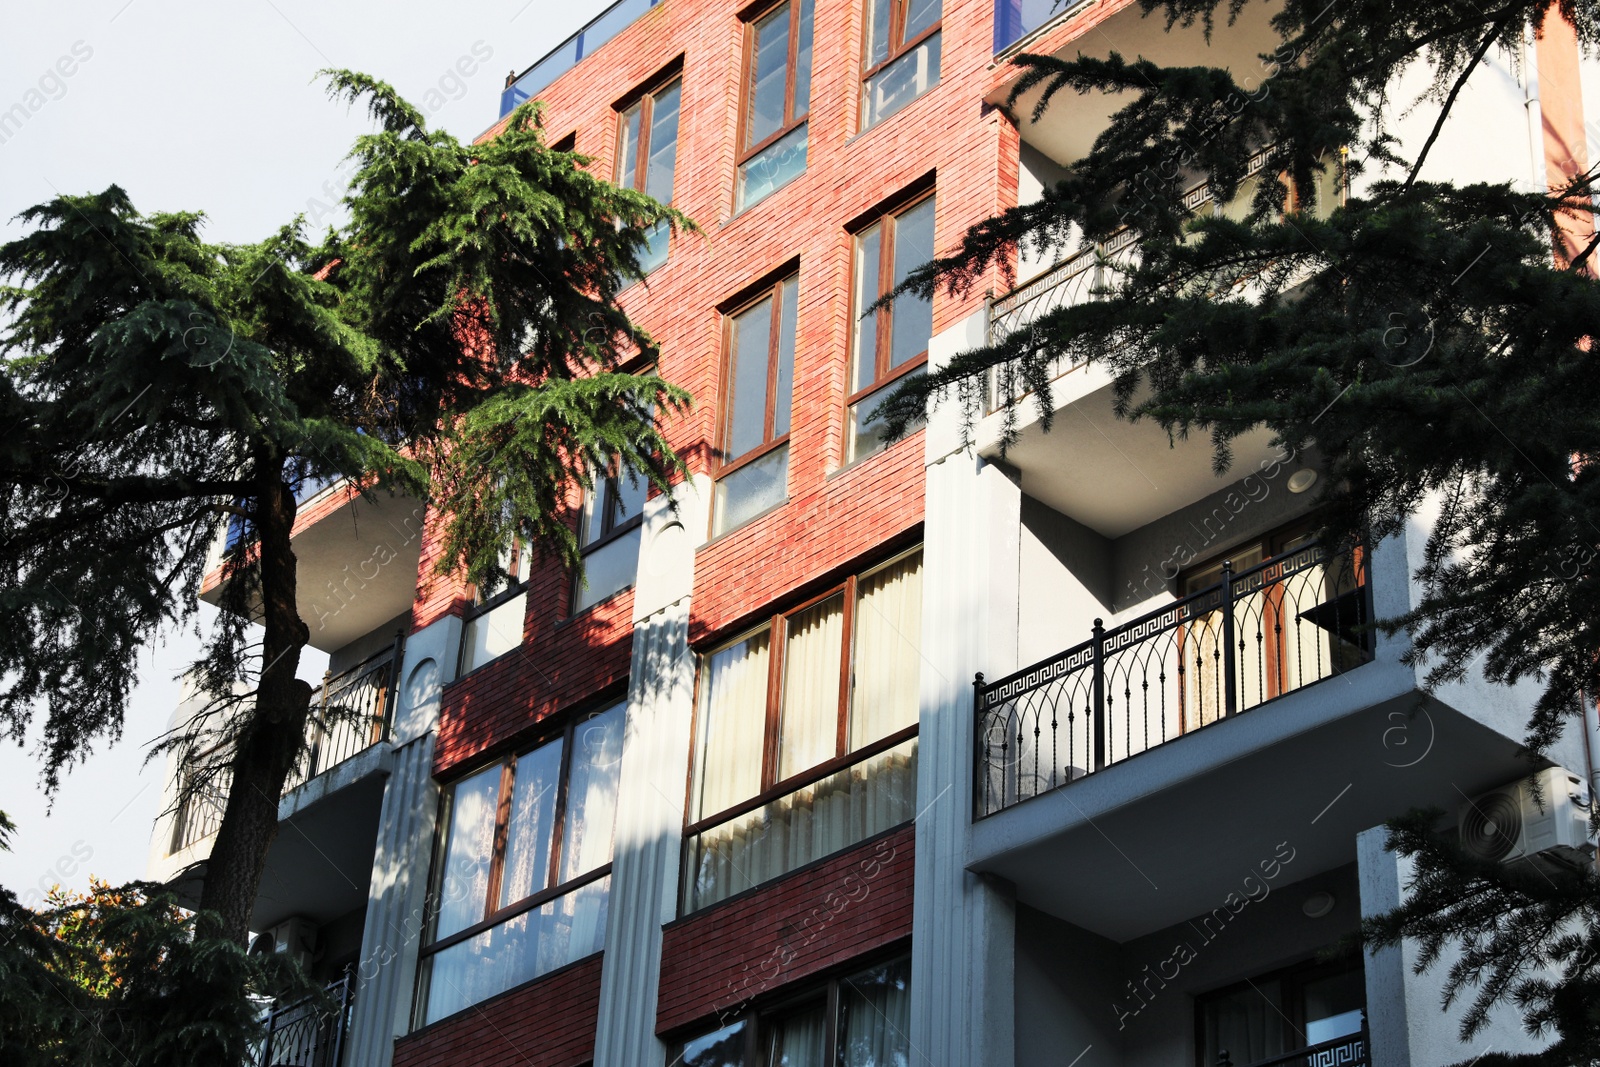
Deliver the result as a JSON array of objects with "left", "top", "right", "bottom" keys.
[{"left": 199, "top": 468, "right": 313, "bottom": 945}]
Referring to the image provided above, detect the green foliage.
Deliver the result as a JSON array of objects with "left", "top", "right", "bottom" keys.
[{"left": 0, "top": 880, "right": 320, "bottom": 1067}]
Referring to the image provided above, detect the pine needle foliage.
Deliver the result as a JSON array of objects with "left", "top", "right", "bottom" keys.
[{"left": 0, "top": 73, "right": 690, "bottom": 941}]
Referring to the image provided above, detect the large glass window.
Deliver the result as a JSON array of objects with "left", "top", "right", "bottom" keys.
[
  {"left": 416, "top": 701, "right": 625, "bottom": 1025},
  {"left": 683, "top": 550, "right": 922, "bottom": 911},
  {"left": 459, "top": 539, "right": 531, "bottom": 675},
  {"left": 617, "top": 74, "right": 682, "bottom": 276},
  {"left": 574, "top": 463, "right": 647, "bottom": 613},
  {"left": 848, "top": 193, "right": 934, "bottom": 462},
  {"left": 1197, "top": 957, "right": 1366, "bottom": 1066},
  {"left": 861, "top": 0, "right": 941, "bottom": 129},
  {"left": 738, "top": 0, "right": 815, "bottom": 211},
  {"left": 713, "top": 275, "right": 798, "bottom": 536},
  {"left": 669, "top": 954, "right": 913, "bottom": 1067}
]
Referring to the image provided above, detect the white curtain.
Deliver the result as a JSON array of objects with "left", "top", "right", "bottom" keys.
[
  {"left": 560, "top": 702, "right": 625, "bottom": 882},
  {"left": 839, "top": 955, "right": 913, "bottom": 1067},
  {"left": 694, "top": 631, "right": 771, "bottom": 820},
  {"left": 850, "top": 553, "right": 923, "bottom": 750},
  {"left": 779, "top": 595, "right": 844, "bottom": 779},
  {"left": 686, "top": 739, "right": 917, "bottom": 912},
  {"left": 769, "top": 1002, "right": 828, "bottom": 1067},
  {"left": 498, "top": 740, "right": 563, "bottom": 907},
  {"left": 433, "top": 765, "right": 501, "bottom": 940}
]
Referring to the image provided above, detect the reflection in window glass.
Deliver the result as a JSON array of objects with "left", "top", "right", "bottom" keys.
[{"left": 738, "top": 0, "right": 815, "bottom": 212}]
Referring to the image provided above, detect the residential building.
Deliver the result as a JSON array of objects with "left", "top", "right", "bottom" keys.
[{"left": 147, "top": 1, "right": 1600, "bottom": 1065}]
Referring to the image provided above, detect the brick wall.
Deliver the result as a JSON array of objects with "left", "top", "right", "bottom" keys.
[
  {"left": 391, "top": 954, "right": 604, "bottom": 1067},
  {"left": 656, "top": 824, "right": 915, "bottom": 1035}
]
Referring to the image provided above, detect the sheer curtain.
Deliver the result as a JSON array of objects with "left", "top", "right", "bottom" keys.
[
  {"left": 850, "top": 553, "right": 923, "bottom": 749},
  {"left": 779, "top": 596, "right": 844, "bottom": 779},
  {"left": 560, "top": 702, "right": 625, "bottom": 881},
  {"left": 769, "top": 1002, "right": 827, "bottom": 1067},
  {"left": 839, "top": 956, "right": 913, "bottom": 1067},
  {"left": 433, "top": 765, "right": 501, "bottom": 939},
  {"left": 694, "top": 631, "right": 771, "bottom": 820},
  {"left": 498, "top": 740, "right": 563, "bottom": 907}
]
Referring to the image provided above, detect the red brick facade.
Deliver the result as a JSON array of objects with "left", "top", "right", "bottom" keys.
[
  {"left": 391, "top": 954, "right": 604, "bottom": 1067},
  {"left": 656, "top": 824, "right": 915, "bottom": 1035}
]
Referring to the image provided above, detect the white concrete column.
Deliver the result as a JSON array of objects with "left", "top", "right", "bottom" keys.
[{"left": 592, "top": 478, "right": 706, "bottom": 1067}]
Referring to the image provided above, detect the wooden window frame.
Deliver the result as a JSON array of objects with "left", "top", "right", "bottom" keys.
[
  {"left": 667, "top": 948, "right": 914, "bottom": 1066},
  {"left": 464, "top": 538, "right": 530, "bottom": 617},
  {"left": 579, "top": 468, "right": 648, "bottom": 556},
  {"left": 420, "top": 705, "right": 620, "bottom": 959},
  {"left": 847, "top": 190, "right": 935, "bottom": 412},
  {"left": 736, "top": 0, "right": 812, "bottom": 168},
  {"left": 715, "top": 275, "right": 798, "bottom": 479},
  {"left": 861, "top": 0, "right": 942, "bottom": 85},
  {"left": 615, "top": 71, "right": 683, "bottom": 195},
  {"left": 683, "top": 546, "right": 922, "bottom": 834}
]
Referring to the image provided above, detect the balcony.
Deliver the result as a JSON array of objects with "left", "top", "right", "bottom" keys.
[
  {"left": 1219, "top": 1029, "right": 1369, "bottom": 1067},
  {"left": 977, "top": 542, "right": 1372, "bottom": 817},
  {"left": 256, "top": 970, "right": 354, "bottom": 1067},
  {"left": 498, "top": 0, "right": 664, "bottom": 118}
]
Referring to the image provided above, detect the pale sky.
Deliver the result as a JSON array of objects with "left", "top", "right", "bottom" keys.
[{"left": 0, "top": 0, "right": 606, "bottom": 904}]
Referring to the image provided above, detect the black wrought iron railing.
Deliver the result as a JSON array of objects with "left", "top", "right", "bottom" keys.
[
  {"left": 169, "top": 756, "right": 231, "bottom": 855},
  {"left": 976, "top": 543, "right": 1372, "bottom": 817},
  {"left": 1217, "top": 1024, "right": 1369, "bottom": 1067},
  {"left": 284, "top": 635, "right": 405, "bottom": 794},
  {"left": 257, "top": 970, "right": 354, "bottom": 1067}
]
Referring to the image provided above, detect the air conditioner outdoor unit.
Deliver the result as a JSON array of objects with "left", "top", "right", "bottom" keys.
[
  {"left": 1458, "top": 766, "right": 1593, "bottom": 868},
  {"left": 249, "top": 916, "right": 319, "bottom": 971}
]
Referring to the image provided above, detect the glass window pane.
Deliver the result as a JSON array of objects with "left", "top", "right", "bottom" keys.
[
  {"left": 575, "top": 525, "right": 641, "bottom": 611},
  {"left": 838, "top": 956, "right": 913, "bottom": 1067},
  {"left": 727, "top": 296, "right": 775, "bottom": 460},
  {"left": 738, "top": 123, "right": 808, "bottom": 211},
  {"left": 421, "top": 875, "right": 609, "bottom": 1025},
  {"left": 847, "top": 372, "right": 924, "bottom": 463},
  {"left": 673, "top": 1019, "right": 750, "bottom": 1067},
  {"left": 1200, "top": 979, "right": 1289, "bottom": 1065},
  {"left": 694, "top": 630, "right": 772, "bottom": 819},
  {"left": 433, "top": 764, "right": 503, "bottom": 940},
  {"left": 714, "top": 445, "right": 789, "bottom": 535},
  {"left": 850, "top": 552, "right": 923, "bottom": 746},
  {"left": 889, "top": 197, "right": 935, "bottom": 371},
  {"left": 617, "top": 103, "right": 643, "bottom": 191},
  {"left": 637, "top": 218, "right": 670, "bottom": 275},
  {"left": 748, "top": 4, "right": 792, "bottom": 146},
  {"left": 560, "top": 702, "right": 625, "bottom": 881},
  {"left": 794, "top": 0, "right": 814, "bottom": 117},
  {"left": 861, "top": 31, "right": 940, "bottom": 129},
  {"left": 499, "top": 738, "right": 564, "bottom": 906},
  {"left": 773, "top": 277, "right": 798, "bottom": 438},
  {"left": 1303, "top": 969, "right": 1366, "bottom": 1044},
  {"left": 904, "top": 0, "right": 941, "bottom": 39},
  {"left": 779, "top": 594, "right": 845, "bottom": 779},
  {"left": 683, "top": 737, "right": 917, "bottom": 912},
  {"left": 460, "top": 591, "right": 527, "bottom": 674},
  {"left": 645, "top": 81, "right": 681, "bottom": 204},
  {"left": 768, "top": 1002, "right": 827, "bottom": 1067},
  {"left": 852, "top": 225, "right": 882, "bottom": 392},
  {"left": 866, "top": 0, "right": 893, "bottom": 67}
]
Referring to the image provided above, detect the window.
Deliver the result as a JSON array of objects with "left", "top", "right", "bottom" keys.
[
  {"left": 713, "top": 275, "right": 798, "bottom": 536},
  {"left": 617, "top": 74, "right": 682, "bottom": 276},
  {"left": 861, "top": 0, "right": 940, "bottom": 129},
  {"left": 574, "top": 464, "right": 647, "bottom": 612},
  {"left": 737, "top": 0, "right": 815, "bottom": 211},
  {"left": 670, "top": 954, "right": 913, "bottom": 1067},
  {"left": 1196, "top": 957, "right": 1366, "bottom": 1066},
  {"left": 416, "top": 701, "right": 625, "bottom": 1025},
  {"left": 847, "top": 193, "right": 934, "bottom": 462},
  {"left": 683, "top": 550, "right": 922, "bottom": 912},
  {"left": 459, "top": 539, "right": 531, "bottom": 675}
]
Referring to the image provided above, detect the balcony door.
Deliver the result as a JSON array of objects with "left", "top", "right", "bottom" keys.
[{"left": 1197, "top": 958, "right": 1366, "bottom": 1066}]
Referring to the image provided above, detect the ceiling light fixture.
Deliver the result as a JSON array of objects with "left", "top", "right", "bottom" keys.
[{"left": 1286, "top": 468, "right": 1319, "bottom": 494}]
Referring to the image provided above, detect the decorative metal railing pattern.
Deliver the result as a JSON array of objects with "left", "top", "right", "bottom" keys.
[
  {"left": 168, "top": 637, "right": 404, "bottom": 854},
  {"left": 283, "top": 636, "right": 404, "bottom": 794},
  {"left": 976, "top": 543, "right": 1370, "bottom": 817},
  {"left": 1217, "top": 1025, "right": 1368, "bottom": 1067},
  {"left": 257, "top": 970, "right": 354, "bottom": 1067},
  {"left": 985, "top": 149, "right": 1275, "bottom": 409}
]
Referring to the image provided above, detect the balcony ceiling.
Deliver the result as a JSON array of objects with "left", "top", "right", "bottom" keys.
[
  {"left": 992, "top": 0, "right": 1284, "bottom": 169},
  {"left": 984, "top": 370, "right": 1284, "bottom": 537},
  {"left": 202, "top": 486, "right": 426, "bottom": 653}
]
